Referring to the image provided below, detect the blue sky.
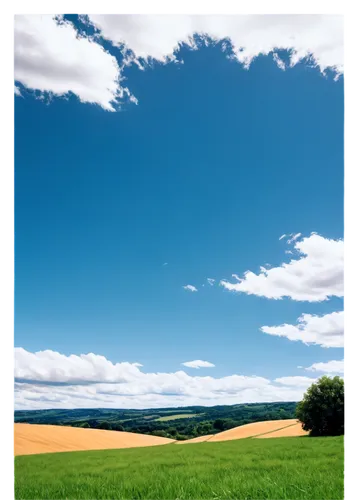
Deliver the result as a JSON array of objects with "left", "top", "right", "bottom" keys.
[{"left": 14, "top": 15, "right": 344, "bottom": 409}]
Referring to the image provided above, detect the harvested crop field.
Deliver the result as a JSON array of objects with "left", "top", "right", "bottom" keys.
[
  {"left": 14, "top": 423, "right": 175, "bottom": 456},
  {"left": 208, "top": 419, "right": 299, "bottom": 442},
  {"left": 256, "top": 422, "right": 308, "bottom": 438},
  {"left": 176, "top": 434, "right": 213, "bottom": 444}
]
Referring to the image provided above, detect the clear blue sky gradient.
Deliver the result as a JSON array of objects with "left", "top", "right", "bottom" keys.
[{"left": 15, "top": 44, "right": 343, "bottom": 380}]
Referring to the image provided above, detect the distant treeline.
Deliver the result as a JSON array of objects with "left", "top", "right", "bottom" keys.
[{"left": 15, "top": 402, "right": 297, "bottom": 440}]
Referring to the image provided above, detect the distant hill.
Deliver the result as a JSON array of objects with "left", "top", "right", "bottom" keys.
[{"left": 15, "top": 402, "right": 297, "bottom": 440}]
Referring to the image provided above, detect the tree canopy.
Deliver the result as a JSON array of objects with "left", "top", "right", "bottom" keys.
[{"left": 296, "top": 376, "right": 344, "bottom": 436}]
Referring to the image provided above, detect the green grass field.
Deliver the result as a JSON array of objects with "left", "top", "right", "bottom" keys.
[
  {"left": 15, "top": 436, "right": 343, "bottom": 500},
  {"left": 156, "top": 413, "right": 203, "bottom": 421}
]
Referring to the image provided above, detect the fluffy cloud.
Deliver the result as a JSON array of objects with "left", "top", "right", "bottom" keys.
[
  {"left": 15, "top": 15, "right": 343, "bottom": 111},
  {"left": 15, "top": 348, "right": 314, "bottom": 410},
  {"left": 88, "top": 15, "right": 343, "bottom": 75},
  {"left": 304, "top": 359, "right": 344, "bottom": 374},
  {"left": 15, "top": 347, "right": 142, "bottom": 384},
  {"left": 220, "top": 233, "right": 343, "bottom": 302},
  {"left": 261, "top": 311, "right": 344, "bottom": 348},
  {"left": 181, "top": 360, "right": 215, "bottom": 369},
  {"left": 183, "top": 284, "right": 198, "bottom": 292},
  {"left": 14, "top": 15, "right": 128, "bottom": 111}
]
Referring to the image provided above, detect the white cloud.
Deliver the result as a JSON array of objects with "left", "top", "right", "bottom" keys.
[
  {"left": 274, "top": 376, "right": 317, "bottom": 388},
  {"left": 15, "top": 348, "right": 315, "bottom": 409},
  {"left": 287, "top": 232, "right": 302, "bottom": 244},
  {"left": 207, "top": 278, "right": 215, "bottom": 286},
  {"left": 304, "top": 359, "right": 344, "bottom": 374},
  {"left": 15, "top": 15, "right": 343, "bottom": 111},
  {"left": 261, "top": 310, "right": 344, "bottom": 348},
  {"left": 183, "top": 284, "right": 198, "bottom": 292},
  {"left": 181, "top": 360, "right": 215, "bottom": 369},
  {"left": 15, "top": 347, "right": 142, "bottom": 384},
  {"left": 272, "top": 53, "right": 286, "bottom": 71},
  {"left": 88, "top": 15, "right": 343, "bottom": 75},
  {"left": 14, "top": 85, "right": 22, "bottom": 96},
  {"left": 14, "top": 15, "right": 128, "bottom": 111},
  {"left": 220, "top": 233, "right": 343, "bottom": 302},
  {"left": 279, "top": 234, "right": 286, "bottom": 240}
]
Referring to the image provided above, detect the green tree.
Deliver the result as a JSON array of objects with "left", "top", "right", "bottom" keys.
[
  {"left": 167, "top": 427, "right": 178, "bottom": 437},
  {"left": 112, "top": 424, "right": 125, "bottom": 432},
  {"left": 98, "top": 421, "right": 112, "bottom": 430},
  {"left": 213, "top": 418, "right": 226, "bottom": 431},
  {"left": 296, "top": 376, "right": 344, "bottom": 436},
  {"left": 151, "top": 430, "right": 168, "bottom": 438},
  {"left": 196, "top": 421, "right": 213, "bottom": 435}
]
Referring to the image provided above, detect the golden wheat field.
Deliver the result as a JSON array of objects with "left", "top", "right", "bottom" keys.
[
  {"left": 255, "top": 421, "right": 308, "bottom": 438},
  {"left": 14, "top": 419, "right": 308, "bottom": 456},
  {"left": 14, "top": 423, "right": 175, "bottom": 456},
  {"left": 208, "top": 419, "right": 302, "bottom": 442}
]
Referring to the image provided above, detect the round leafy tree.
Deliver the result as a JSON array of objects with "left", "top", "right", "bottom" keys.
[{"left": 296, "top": 375, "right": 344, "bottom": 436}]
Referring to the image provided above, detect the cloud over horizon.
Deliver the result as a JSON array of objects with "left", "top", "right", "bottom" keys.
[
  {"left": 14, "top": 15, "right": 343, "bottom": 110},
  {"left": 15, "top": 348, "right": 320, "bottom": 410}
]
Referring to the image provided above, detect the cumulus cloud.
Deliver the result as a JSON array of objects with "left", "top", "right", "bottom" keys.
[
  {"left": 261, "top": 311, "right": 344, "bottom": 348},
  {"left": 14, "top": 15, "right": 343, "bottom": 111},
  {"left": 304, "top": 359, "right": 344, "bottom": 374},
  {"left": 220, "top": 233, "right": 343, "bottom": 302},
  {"left": 15, "top": 348, "right": 314, "bottom": 409},
  {"left": 183, "top": 284, "right": 198, "bottom": 292},
  {"left": 181, "top": 360, "right": 215, "bottom": 369},
  {"left": 14, "top": 15, "right": 129, "bottom": 111},
  {"left": 15, "top": 347, "right": 142, "bottom": 384},
  {"left": 88, "top": 15, "right": 343, "bottom": 75},
  {"left": 207, "top": 278, "right": 215, "bottom": 286}
]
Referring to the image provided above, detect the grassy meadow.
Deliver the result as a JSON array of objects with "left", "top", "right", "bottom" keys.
[
  {"left": 15, "top": 436, "right": 343, "bottom": 500},
  {"left": 156, "top": 413, "right": 203, "bottom": 422}
]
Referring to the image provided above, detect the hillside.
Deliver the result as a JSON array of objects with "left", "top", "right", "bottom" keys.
[
  {"left": 15, "top": 418, "right": 308, "bottom": 456},
  {"left": 14, "top": 401, "right": 297, "bottom": 440},
  {"left": 14, "top": 423, "right": 174, "bottom": 456}
]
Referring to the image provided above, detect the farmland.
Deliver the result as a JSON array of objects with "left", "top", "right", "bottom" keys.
[
  {"left": 14, "top": 401, "right": 297, "bottom": 440},
  {"left": 156, "top": 413, "right": 203, "bottom": 422}
]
